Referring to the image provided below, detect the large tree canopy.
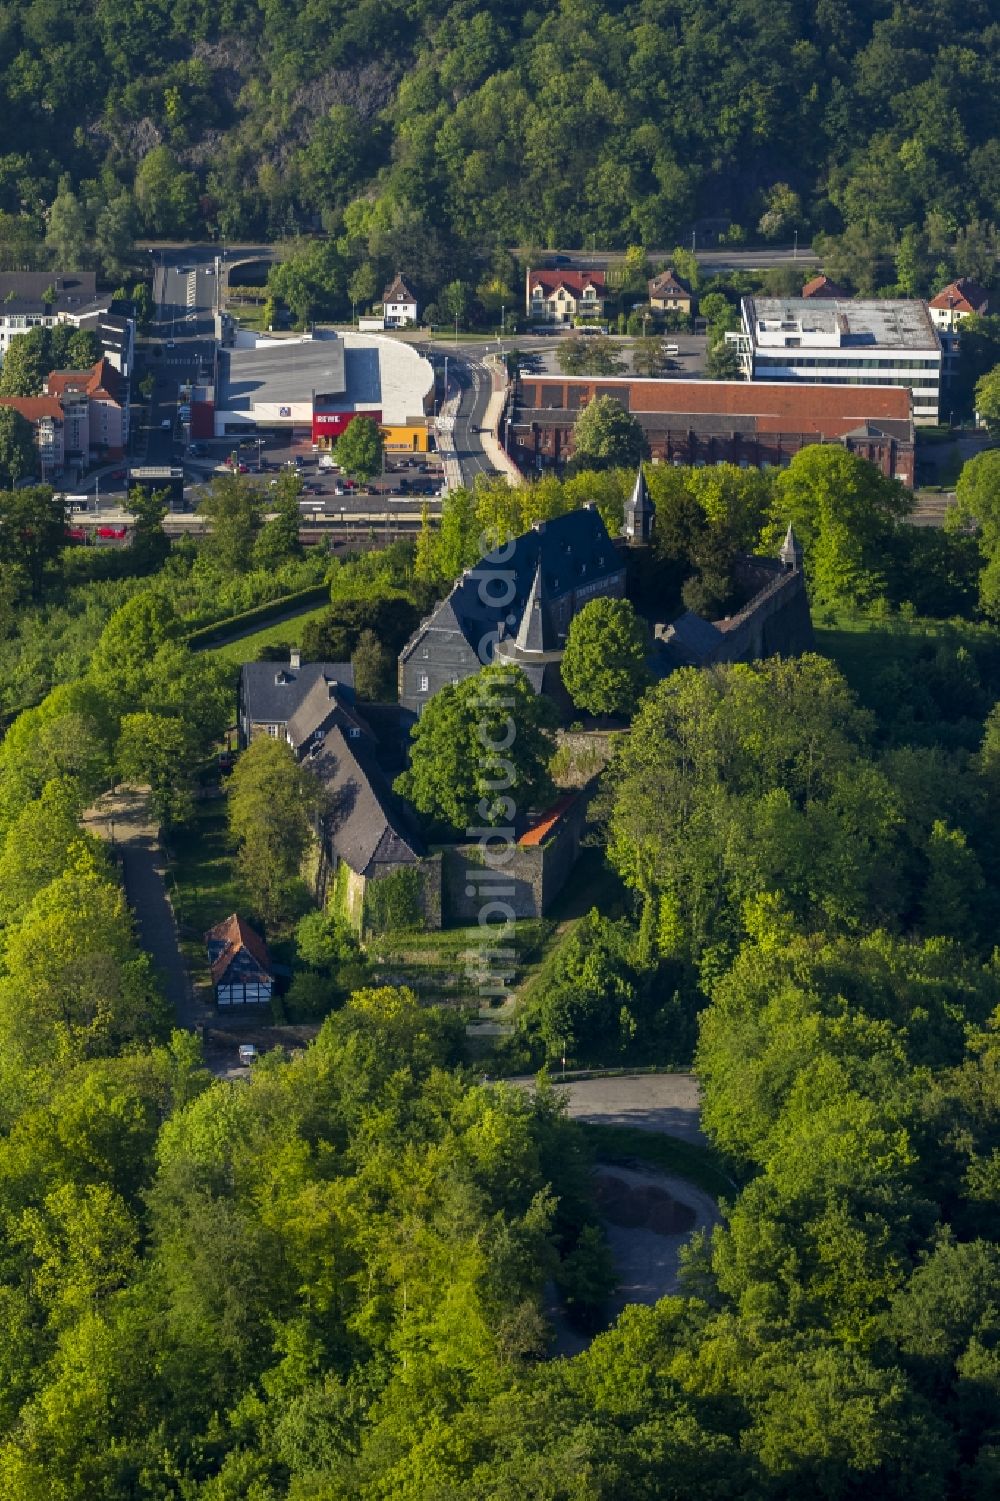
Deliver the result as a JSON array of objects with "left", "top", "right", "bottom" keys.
[{"left": 395, "top": 663, "right": 557, "bottom": 832}]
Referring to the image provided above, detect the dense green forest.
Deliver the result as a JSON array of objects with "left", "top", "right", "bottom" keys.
[
  {"left": 0, "top": 0, "right": 998, "bottom": 283},
  {"left": 5, "top": 462, "right": 1000, "bottom": 1493}
]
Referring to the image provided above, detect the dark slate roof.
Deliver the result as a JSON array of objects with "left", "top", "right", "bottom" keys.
[
  {"left": 400, "top": 507, "right": 620, "bottom": 664},
  {"left": 310, "top": 724, "right": 423, "bottom": 878},
  {"left": 383, "top": 272, "right": 417, "bottom": 305},
  {"left": 240, "top": 661, "right": 354, "bottom": 727},
  {"left": 285, "top": 676, "right": 371, "bottom": 752},
  {"left": 0, "top": 271, "right": 99, "bottom": 316},
  {"left": 657, "top": 610, "right": 725, "bottom": 666}
]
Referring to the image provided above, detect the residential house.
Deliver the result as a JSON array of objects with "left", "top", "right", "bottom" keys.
[
  {"left": 928, "top": 278, "right": 990, "bottom": 332},
  {"left": 258, "top": 652, "right": 431, "bottom": 928},
  {"left": 237, "top": 651, "right": 355, "bottom": 746},
  {"left": 398, "top": 506, "right": 626, "bottom": 712},
  {"left": 801, "top": 274, "right": 849, "bottom": 299},
  {"left": 205, "top": 913, "right": 274, "bottom": 1005},
  {"left": 647, "top": 269, "right": 693, "bottom": 315},
  {"left": 928, "top": 278, "right": 992, "bottom": 386},
  {"left": 0, "top": 273, "right": 99, "bottom": 366},
  {"left": 45, "top": 357, "right": 127, "bottom": 460},
  {"left": 382, "top": 273, "right": 418, "bottom": 328},
  {"left": 0, "top": 395, "right": 64, "bottom": 478},
  {"left": 307, "top": 723, "right": 428, "bottom": 928},
  {"left": 526, "top": 268, "right": 607, "bottom": 324}
]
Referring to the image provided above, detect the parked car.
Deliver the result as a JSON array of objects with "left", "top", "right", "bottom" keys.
[
  {"left": 238, "top": 1043, "right": 257, "bottom": 1066},
  {"left": 109, "top": 468, "right": 126, "bottom": 480},
  {"left": 64, "top": 526, "right": 88, "bottom": 543},
  {"left": 96, "top": 525, "right": 127, "bottom": 539},
  {"left": 160, "top": 418, "right": 171, "bottom": 430},
  {"left": 665, "top": 343, "right": 680, "bottom": 355}
]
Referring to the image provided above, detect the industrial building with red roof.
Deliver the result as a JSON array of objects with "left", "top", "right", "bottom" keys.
[{"left": 507, "top": 377, "right": 915, "bottom": 486}]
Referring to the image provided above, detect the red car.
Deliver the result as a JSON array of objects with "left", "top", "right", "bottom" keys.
[
  {"left": 64, "top": 526, "right": 88, "bottom": 543},
  {"left": 96, "top": 525, "right": 127, "bottom": 540}
]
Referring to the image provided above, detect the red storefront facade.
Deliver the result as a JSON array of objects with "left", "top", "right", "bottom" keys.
[{"left": 311, "top": 408, "right": 382, "bottom": 445}]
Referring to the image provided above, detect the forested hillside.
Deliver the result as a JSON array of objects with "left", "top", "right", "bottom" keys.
[{"left": 0, "top": 0, "right": 998, "bottom": 266}]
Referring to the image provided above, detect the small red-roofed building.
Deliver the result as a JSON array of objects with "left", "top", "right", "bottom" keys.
[
  {"left": 205, "top": 914, "right": 274, "bottom": 1006},
  {"left": 928, "top": 278, "right": 991, "bottom": 332},
  {"left": 801, "top": 274, "right": 849, "bottom": 299}
]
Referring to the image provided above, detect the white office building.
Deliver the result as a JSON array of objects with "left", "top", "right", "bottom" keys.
[{"left": 730, "top": 297, "right": 943, "bottom": 424}]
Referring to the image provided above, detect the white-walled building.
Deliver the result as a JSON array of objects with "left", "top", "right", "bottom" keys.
[
  {"left": 381, "top": 273, "right": 418, "bottom": 327},
  {"left": 730, "top": 296, "right": 943, "bottom": 424}
]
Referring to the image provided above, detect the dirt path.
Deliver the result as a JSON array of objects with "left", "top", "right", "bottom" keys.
[{"left": 84, "top": 788, "right": 214, "bottom": 1031}]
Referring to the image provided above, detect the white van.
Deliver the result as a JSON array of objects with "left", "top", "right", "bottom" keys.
[
  {"left": 318, "top": 454, "right": 340, "bottom": 471},
  {"left": 665, "top": 343, "right": 680, "bottom": 355}
]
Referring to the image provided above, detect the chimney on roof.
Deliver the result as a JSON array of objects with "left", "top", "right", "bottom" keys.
[{"left": 289, "top": 649, "right": 301, "bottom": 670}]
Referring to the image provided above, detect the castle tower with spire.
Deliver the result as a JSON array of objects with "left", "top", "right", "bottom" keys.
[
  {"left": 623, "top": 463, "right": 655, "bottom": 545},
  {"left": 779, "top": 522, "right": 803, "bottom": 572}
]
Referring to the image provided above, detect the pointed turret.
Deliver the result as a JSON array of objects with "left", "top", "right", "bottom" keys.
[
  {"left": 623, "top": 463, "right": 655, "bottom": 545},
  {"left": 514, "top": 558, "right": 551, "bottom": 653},
  {"left": 779, "top": 522, "right": 803, "bottom": 572}
]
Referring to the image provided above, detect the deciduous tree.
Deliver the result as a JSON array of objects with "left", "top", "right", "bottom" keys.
[
  {"left": 395, "top": 664, "right": 557, "bottom": 832},
  {"left": 561, "top": 596, "right": 649, "bottom": 717}
]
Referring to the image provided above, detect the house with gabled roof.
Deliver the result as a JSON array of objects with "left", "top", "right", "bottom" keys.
[
  {"left": 928, "top": 278, "right": 991, "bottom": 332},
  {"left": 205, "top": 914, "right": 274, "bottom": 1005},
  {"left": 801, "top": 274, "right": 849, "bottom": 299},
  {"left": 238, "top": 651, "right": 355, "bottom": 746},
  {"left": 647, "top": 269, "right": 693, "bottom": 314},
  {"left": 526, "top": 268, "right": 607, "bottom": 324},
  {"left": 382, "top": 273, "right": 418, "bottom": 328},
  {"left": 398, "top": 506, "right": 626, "bottom": 712},
  {"left": 307, "top": 722, "right": 427, "bottom": 925}
]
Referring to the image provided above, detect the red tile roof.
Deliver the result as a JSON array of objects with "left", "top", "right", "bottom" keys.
[
  {"left": 521, "top": 378, "right": 912, "bottom": 439},
  {"left": 46, "top": 357, "right": 122, "bottom": 403},
  {"left": 801, "top": 275, "right": 849, "bottom": 299},
  {"left": 529, "top": 269, "right": 606, "bottom": 297},
  {"left": 205, "top": 913, "right": 273, "bottom": 983},
  {"left": 929, "top": 279, "right": 990, "bottom": 315},
  {"left": 518, "top": 794, "right": 578, "bottom": 847},
  {"left": 0, "top": 395, "right": 63, "bottom": 422}
]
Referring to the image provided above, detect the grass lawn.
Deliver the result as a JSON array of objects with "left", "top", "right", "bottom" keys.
[
  {"left": 370, "top": 918, "right": 554, "bottom": 1009},
  {"left": 813, "top": 607, "right": 994, "bottom": 706},
  {"left": 208, "top": 605, "right": 331, "bottom": 666},
  {"left": 580, "top": 1122, "right": 736, "bottom": 1200}
]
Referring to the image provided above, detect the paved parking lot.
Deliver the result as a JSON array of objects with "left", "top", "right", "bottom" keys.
[
  {"left": 515, "top": 1072, "right": 705, "bottom": 1144},
  {"left": 517, "top": 331, "right": 708, "bottom": 380}
]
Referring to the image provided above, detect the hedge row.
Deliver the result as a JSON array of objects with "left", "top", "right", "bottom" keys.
[{"left": 185, "top": 585, "right": 329, "bottom": 650}]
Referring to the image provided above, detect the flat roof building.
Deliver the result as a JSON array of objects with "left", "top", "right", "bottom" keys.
[
  {"left": 216, "top": 330, "right": 435, "bottom": 452},
  {"left": 730, "top": 296, "right": 942, "bottom": 424}
]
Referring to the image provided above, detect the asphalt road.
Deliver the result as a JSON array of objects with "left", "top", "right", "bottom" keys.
[{"left": 516, "top": 244, "right": 820, "bottom": 274}]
